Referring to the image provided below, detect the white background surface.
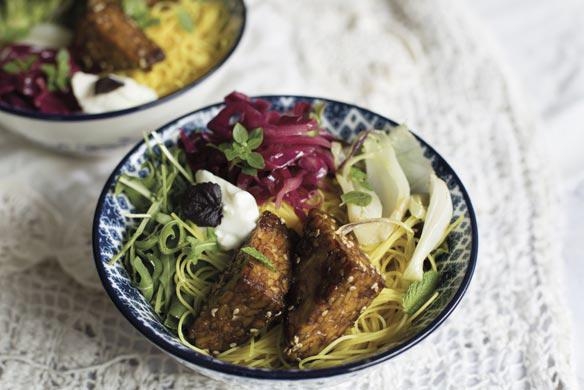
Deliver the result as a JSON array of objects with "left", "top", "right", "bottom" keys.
[{"left": 470, "top": 0, "right": 584, "bottom": 387}]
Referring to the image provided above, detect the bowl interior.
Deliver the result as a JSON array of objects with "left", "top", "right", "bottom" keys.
[
  {"left": 0, "top": 0, "right": 246, "bottom": 121},
  {"left": 93, "top": 96, "right": 477, "bottom": 380}
]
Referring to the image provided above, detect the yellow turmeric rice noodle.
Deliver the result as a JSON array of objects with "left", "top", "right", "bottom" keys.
[
  {"left": 122, "top": 0, "right": 236, "bottom": 96},
  {"left": 175, "top": 187, "right": 461, "bottom": 369}
]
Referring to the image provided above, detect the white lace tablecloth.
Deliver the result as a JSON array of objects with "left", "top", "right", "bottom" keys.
[
  {"left": 0, "top": 0, "right": 577, "bottom": 388},
  {"left": 470, "top": 0, "right": 584, "bottom": 386}
]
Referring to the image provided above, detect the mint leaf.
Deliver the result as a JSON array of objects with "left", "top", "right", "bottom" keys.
[
  {"left": 20, "top": 55, "right": 37, "bottom": 71},
  {"left": 122, "top": 0, "right": 145, "bottom": 17},
  {"left": 142, "top": 17, "right": 160, "bottom": 28},
  {"left": 340, "top": 190, "right": 372, "bottom": 207},
  {"left": 247, "top": 127, "right": 264, "bottom": 149},
  {"left": 403, "top": 271, "right": 439, "bottom": 315},
  {"left": 215, "top": 143, "right": 230, "bottom": 152},
  {"left": 216, "top": 124, "right": 265, "bottom": 175},
  {"left": 1, "top": 54, "right": 38, "bottom": 74},
  {"left": 232, "top": 143, "right": 246, "bottom": 156},
  {"left": 350, "top": 167, "right": 373, "bottom": 190},
  {"left": 241, "top": 246, "right": 275, "bottom": 271},
  {"left": 214, "top": 122, "right": 266, "bottom": 176},
  {"left": 41, "top": 64, "right": 58, "bottom": 91},
  {"left": 176, "top": 7, "right": 194, "bottom": 32},
  {"left": 56, "top": 72, "right": 69, "bottom": 91},
  {"left": 246, "top": 152, "right": 265, "bottom": 169},
  {"left": 122, "top": 0, "right": 160, "bottom": 29},
  {"left": 40, "top": 50, "right": 71, "bottom": 92},
  {"left": 2, "top": 62, "right": 20, "bottom": 74},
  {"left": 232, "top": 122, "right": 248, "bottom": 144},
  {"left": 241, "top": 166, "right": 258, "bottom": 176},
  {"left": 56, "top": 49, "right": 69, "bottom": 69},
  {"left": 223, "top": 148, "right": 238, "bottom": 161},
  {"left": 55, "top": 49, "right": 71, "bottom": 91},
  {"left": 247, "top": 137, "right": 263, "bottom": 150}
]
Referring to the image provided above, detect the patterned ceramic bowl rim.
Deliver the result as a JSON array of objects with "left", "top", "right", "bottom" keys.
[
  {"left": 92, "top": 95, "right": 478, "bottom": 381},
  {"left": 0, "top": 0, "right": 246, "bottom": 122}
]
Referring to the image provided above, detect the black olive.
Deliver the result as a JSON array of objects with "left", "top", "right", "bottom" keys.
[
  {"left": 180, "top": 182, "right": 223, "bottom": 227},
  {"left": 94, "top": 76, "right": 124, "bottom": 95}
]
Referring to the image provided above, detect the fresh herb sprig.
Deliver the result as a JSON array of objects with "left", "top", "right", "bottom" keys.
[
  {"left": 340, "top": 190, "right": 372, "bottom": 207},
  {"left": 0, "top": 0, "right": 65, "bottom": 43},
  {"left": 402, "top": 271, "right": 439, "bottom": 315},
  {"left": 40, "top": 49, "right": 70, "bottom": 92},
  {"left": 176, "top": 6, "right": 194, "bottom": 32},
  {"left": 2, "top": 54, "right": 38, "bottom": 74},
  {"left": 112, "top": 136, "right": 230, "bottom": 331},
  {"left": 349, "top": 167, "right": 373, "bottom": 191},
  {"left": 216, "top": 123, "right": 265, "bottom": 176},
  {"left": 122, "top": 0, "right": 160, "bottom": 29},
  {"left": 241, "top": 246, "right": 276, "bottom": 271}
]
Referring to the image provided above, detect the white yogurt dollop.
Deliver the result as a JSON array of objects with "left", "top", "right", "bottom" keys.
[
  {"left": 195, "top": 170, "right": 260, "bottom": 250},
  {"left": 71, "top": 72, "right": 157, "bottom": 114}
]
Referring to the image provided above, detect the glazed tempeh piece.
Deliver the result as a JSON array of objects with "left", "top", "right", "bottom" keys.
[
  {"left": 189, "top": 211, "right": 293, "bottom": 353},
  {"left": 284, "top": 209, "right": 384, "bottom": 361},
  {"left": 74, "top": 0, "right": 165, "bottom": 72}
]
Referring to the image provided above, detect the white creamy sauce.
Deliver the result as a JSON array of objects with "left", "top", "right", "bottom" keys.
[
  {"left": 71, "top": 72, "right": 157, "bottom": 114},
  {"left": 195, "top": 170, "right": 260, "bottom": 250}
]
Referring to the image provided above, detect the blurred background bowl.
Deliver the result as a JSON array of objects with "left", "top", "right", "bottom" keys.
[
  {"left": 0, "top": 0, "right": 246, "bottom": 156},
  {"left": 93, "top": 95, "right": 478, "bottom": 387}
]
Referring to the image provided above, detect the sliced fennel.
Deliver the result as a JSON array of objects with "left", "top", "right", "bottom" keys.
[
  {"left": 331, "top": 141, "right": 346, "bottom": 168},
  {"left": 388, "top": 125, "right": 433, "bottom": 194},
  {"left": 336, "top": 173, "right": 387, "bottom": 245},
  {"left": 332, "top": 140, "right": 387, "bottom": 245},
  {"left": 408, "top": 194, "right": 428, "bottom": 219},
  {"left": 363, "top": 130, "right": 410, "bottom": 221},
  {"left": 403, "top": 174, "right": 453, "bottom": 281}
]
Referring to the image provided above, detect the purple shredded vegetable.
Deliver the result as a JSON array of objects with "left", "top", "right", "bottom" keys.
[
  {"left": 181, "top": 91, "right": 338, "bottom": 218},
  {"left": 0, "top": 44, "right": 80, "bottom": 114}
]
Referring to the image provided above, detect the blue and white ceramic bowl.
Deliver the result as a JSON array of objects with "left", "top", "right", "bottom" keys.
[
  {"left": 0, "top": 0, "right": 245, "bottom": 155},
  {"left": 93, "top": 96, "right": 478, "bottom": 387}
]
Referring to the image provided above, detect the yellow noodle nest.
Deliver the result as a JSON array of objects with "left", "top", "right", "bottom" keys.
[
  {"left": 123, "top": 0, "right": 235, "bottom": 96},
  {"left": 175, "top": 188, "right": 459, "bottom": 369}
]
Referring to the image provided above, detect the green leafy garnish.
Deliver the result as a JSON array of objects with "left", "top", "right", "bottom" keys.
[
  {"left": 241, "top": 246, "right": 276, "bottom": 271},
  {"left": 246, "top": 152, "right": 264, "bottom": 169},
  {"left": 340, "top": 190, "right": 372, "bottom": 207},
  {"left": 122, "top": 0, "right": 160, "bottom": 29},
  {"left": 247, "top": 127, "right": 264, "bottom": 149},
  {"left": 0, "top": 0, "right": 65, "bottom": 43},
  {"left": 232, "top": 122, "right": 248, "bottom": 143},
  {"left": 41, "top": 49, "right": 70, "bottom": 92},
  {"left": 216, "top": 123, "right": 265, "bottom": 176},
  {"left": 402, "top": 271, "right": 439, "bottom": 315},
  {"left": 176, "top": 7, "right": 194, "bottom": 32},
  {"left": 2, "top": 54, "right": 38, "bottom": 74},
  {"left": 2, "top": 62, "right": 21, "bottom": 74},
  {"left": 112, "top": 139, "right": 232, "bottom": 332},
  {"left": 349, "top": 167, "right": 373, "bottom": 190}
]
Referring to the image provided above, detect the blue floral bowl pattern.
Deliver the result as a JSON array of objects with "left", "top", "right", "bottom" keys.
[{"left": 93, "top": 96, "right": 478, "bottom": 386}]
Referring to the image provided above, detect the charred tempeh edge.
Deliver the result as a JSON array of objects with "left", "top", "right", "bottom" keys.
[
  {"left": 74, "top": 0, "right": 165, "bottom": 72},
  {"left": 284, "top": 209, "right": 385, "bottom": 361},
  {"left": 189, "top": 211, "right": 293, "bottom": 353}
]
